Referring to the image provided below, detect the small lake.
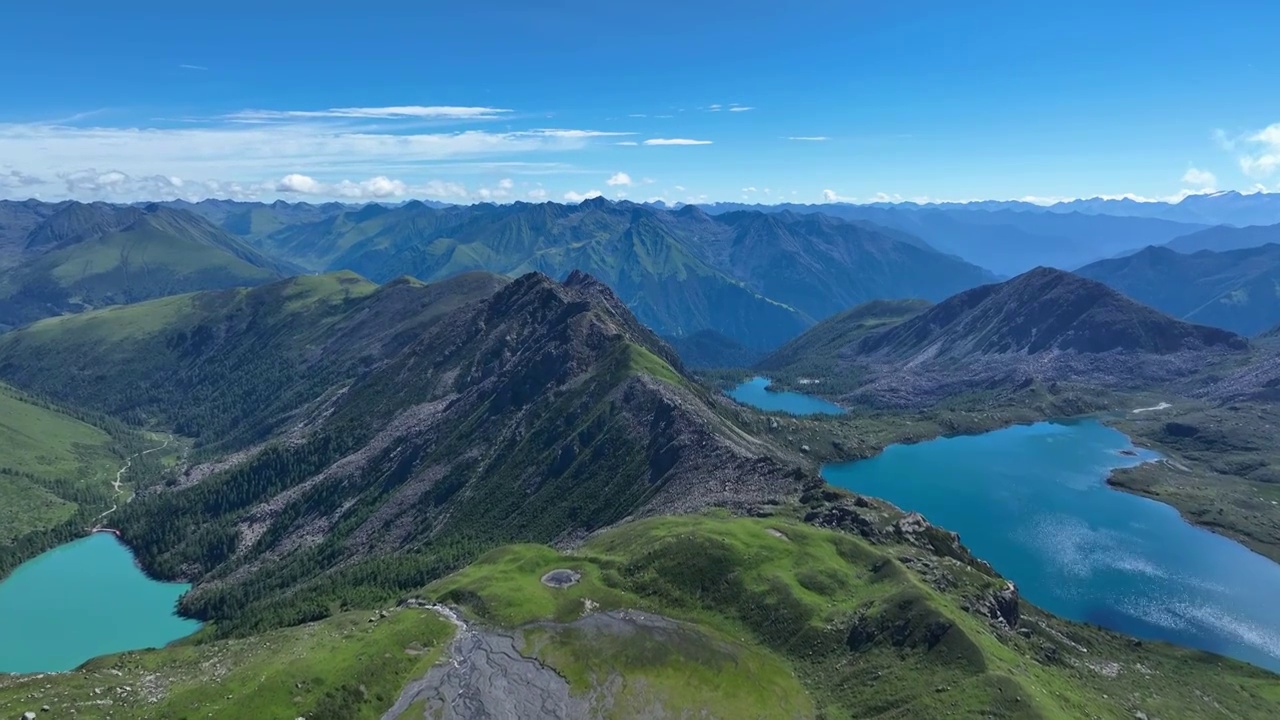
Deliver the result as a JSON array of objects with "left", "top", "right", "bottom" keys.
[
  {"left": 0, "top": 533, "right": 201, "bottom": 673},
  {"left": 727, "top": 377, "right": 845, "bottom": 416},
  {"left": 824, "top": 419, "right": 1280, "bottom": 672}
]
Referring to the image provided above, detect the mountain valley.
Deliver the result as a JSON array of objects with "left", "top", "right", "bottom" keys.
[{"left": 2, "top": 197, "right": 1280, "bottom": 719}]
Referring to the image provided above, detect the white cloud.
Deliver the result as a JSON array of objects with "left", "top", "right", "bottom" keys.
[
  {"left": 707, "top": 104, "right": 722, "bottom": 112},
  {"left": 741, "top": 186, "right": 758, "bottom": 193},
  {"left": 276, "top": 173, "right": 409, "bottom": 199},
  {"left": 1238, "top": 123, "right": 1280, "bottom": 178},
  {"left": 226, "top": 105, "right": 513, "bottom": 121},
  {"left": 178, "top": 64, "right": 208, "bottom": 71},
  {"left": 643, "top": 138, "right": 713, "bottom": 146},
  {"left": 1181, "top": 167, "right": 1216, "bottom": 188},
  {"left": 641, "top": 177, "right": 655, "bottom": 184},
  {"left": 786, "top": 136, "right": 830, "bottom": 141},
  {"left": 822, "top": 189, "right": 853, "bottom": 202},
  {"left": 606, "top": 172, "right": 632, "bottom": 186},
  {"left": 527, "top": 188, "right": 549, "bottom": 200},
  {"left": 564, "top": 189, "right": 603, "bottom": 202},
  {"left": 0, "top": 117, "right": 631, "bottom": 201},
  {"left": 728, "top": 106, "right": 754, "bottom": 112},
  {"left": 673, "top": 185, "right": 686, "bottom": 191},
  {"left": 497, "top": 177, "right": 514, "bottom": 189}
]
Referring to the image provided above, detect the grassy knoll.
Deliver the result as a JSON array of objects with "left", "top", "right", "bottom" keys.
[
  {"left": 0, "top": 608, "right": 453, "bottom": 720},
  {"left": 428, "top": 515, "right": 1280, "bottom": 719}
]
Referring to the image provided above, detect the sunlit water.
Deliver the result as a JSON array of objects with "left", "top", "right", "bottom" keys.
[
  {"left": 727, "top": 376, "right": 845, "bottom": 415},
  {"left": 0, "top": 533, "right": 201, "bottom": 673},
  {"left": 823, "top": 419, "right": 1280, "bottom": 672}
]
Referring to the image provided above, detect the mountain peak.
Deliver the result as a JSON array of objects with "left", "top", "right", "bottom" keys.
[{"left": 579, "top": 195, "right": 612, "bottom": 210}]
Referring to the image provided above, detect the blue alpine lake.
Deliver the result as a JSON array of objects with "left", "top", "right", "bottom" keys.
[
  {"left": 823, "top": 419, "right": 1280, "bottom": 672},
  {"left": 727, "top": 376, "right": 845, "bottom": 415},
  {"left": 0, "top": 533, "right": 202, "bottom": 673}
]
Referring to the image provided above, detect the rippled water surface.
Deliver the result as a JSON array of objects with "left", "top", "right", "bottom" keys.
[{"left": 824, "top": 419, "right": 1280, "bottom": 672}]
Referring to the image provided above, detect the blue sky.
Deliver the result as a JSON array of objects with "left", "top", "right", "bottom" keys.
[{"left": 1, "top": 0, "right": 1278, "bottom": 205}]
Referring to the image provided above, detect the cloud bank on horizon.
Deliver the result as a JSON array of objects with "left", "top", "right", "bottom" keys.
[
  {"left": 0, "top": 103, "right": 1274, "bottom": 206},
  {"left": 0, "top": 104, "right": 1275, "bottom": 206}
]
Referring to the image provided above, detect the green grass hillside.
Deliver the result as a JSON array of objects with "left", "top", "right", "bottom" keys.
[
  {"left": 0, "top": 607, "right": 454, "bottom": 720},
  {"left": 0, "top": 205, "right": 291, "bottom": 330},
  {"left": 0, "top": 383, "right": 122, "bottom": 544},
  {"left": 426, "top": 515, "right": 1280, "bottom": 719}
]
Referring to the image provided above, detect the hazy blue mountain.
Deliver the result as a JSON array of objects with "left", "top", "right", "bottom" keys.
[
  {"left": 1076, "top": 244, "right": 1280, "bottom": 336},
  {"left": 265, "top": 198, "right": 992, "bottom": 350},
  {"left": 1164, "top": 222, "right": 1280, "bottom": 253},
  {"left": 698, "top": 203, "right": 1207, "bottom": 275}
]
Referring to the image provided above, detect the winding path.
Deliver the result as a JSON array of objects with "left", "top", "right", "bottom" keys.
[{"left": 91, "top": 436, "right": 172, "bottom": 528}]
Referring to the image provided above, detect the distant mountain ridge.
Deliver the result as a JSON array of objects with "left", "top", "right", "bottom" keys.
[
  {"left": 1077, "top": 244, "right": 1280, "bottom": 336},
  {"left": 759, "top": 267, "right": 1247, "bottom": 408},
  {"left": 0, "top": 203, "right": 293, "bottom": 331},
  {"left": 697, "top": 203, "right": 1210, "bottom": 275},
  {"left": 251, "top": 198, "right": 994, "bottom": 351},
  {"left": 1163, "top": 222, "right": 1280, "bottom": 254}
]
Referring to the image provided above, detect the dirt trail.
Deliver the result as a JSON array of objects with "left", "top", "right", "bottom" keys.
[{"left": 91, "top": 436, "right": 171, "bottom": 527}]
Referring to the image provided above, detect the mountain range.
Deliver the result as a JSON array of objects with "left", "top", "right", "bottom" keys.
[
  {"left": 1, "top": 265, "right": 1276, "bottom": 718},
  {"left": 1077, "top": 243, "right": 1280, "bottom": 336},
  {"left": 0, "top": 198, "right": 997, "bottom": 350},
  {"left": 226, "top": 197, "right": 997, "bottom": 351},
  {"left": 699, "top": 190, "right": 1280, "bottom": 229},
  {"left": 0, "top": 269, "right": 809, "bottom": 634},
  {"left": 698, "top": 202, "right": 1212, "bottom": 275},
  {"left": 1162, "top": 222, "right": 1280, "bottom": 254}
]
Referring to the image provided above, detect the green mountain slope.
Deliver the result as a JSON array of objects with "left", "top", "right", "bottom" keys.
[
  {"left": 760, "top": 268, "right": 1248, "bottom": 408},
  {"left": 665, "top": 329, "right": 761, "bottom": 368},
  {"left": 7, "top": 514, "right": 1276, "bottom": 719},
  {"left": 1076, "top": 243, "right": 1280, "bottom": 336},
  {"left": 259, "top": 198, "right": 991, "bottom": 351},
  {"left": 758, "top": 298, "right": 932, "bottom": 374},
  {"left": 0, "top": 382, "right": 167, "bottom": 579},
  {"left": 0, "top": 269, "right": 808, "bottom": 636},
  {"left": 0, "top": 204, "right": 294, "bottom": 330}
]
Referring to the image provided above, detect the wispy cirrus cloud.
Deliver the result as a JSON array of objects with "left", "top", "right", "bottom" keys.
[
  {"left": 0, "top": 104, "right": 635, "bottom": 202},
  {"left": 1238, "top": 123, "right": 1280, "bottom": 178},
  {"left": 178, "top": 64, "right": 208, "bottom": 71},
  {"left": 225, "top": 105, "right": 513, "bottom": 122},
  {"left": 643, "top": 138, "right": 712, "bottom": 146},
  {"left": 786, "top": 136, "right": 830, "bottom": 142}
]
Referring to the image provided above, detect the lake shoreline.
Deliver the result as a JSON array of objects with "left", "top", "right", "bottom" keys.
[{"left": 0, "top": 533, "right": 202, "bottom": 675}]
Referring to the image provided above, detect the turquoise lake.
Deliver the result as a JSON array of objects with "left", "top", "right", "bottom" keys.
[
  {"left": 823, "top": 419, "right": 1280, "bottom": 672},
  {"left": 0, "top": 533, "right": 201, "bottom": 673},
  {"left": 727, "top": 377, "right": 845, "bottom": 415}
]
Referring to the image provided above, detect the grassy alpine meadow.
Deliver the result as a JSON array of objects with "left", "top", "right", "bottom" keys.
[
  {"left": 426, "top": 514, "right": 1280, "bottom": 719},
  {"left": 0, "top": 383, "right": 121, "bottom": 544},
  {"left": 0, "top": 608, "right": 454, "bottom": 720}
]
